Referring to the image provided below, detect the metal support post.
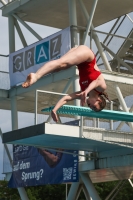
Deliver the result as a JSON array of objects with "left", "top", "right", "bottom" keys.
[
  {"left": 68, "top": 2, "right": 82, "bottom": 199},
  {"left": 68, "top": 0, "right": 79, "bottom": 106},
  {"left": 83, "top": 0, "right": 98, "bottom": 45},
  {"left": 80, "top": 173, "right": 101, "bottom": 200},
  {"left": 14, "top": 19, "right": 27, "bottom": 47},
  {"left": 116, "top": 104, "right": 133, "bottom": 130},
  {"left": 35, "top": 90, "right": 38, "bottom": 125},
  {"left": 126, "top": 14, "right": 133, "bottom": 24},
  {"left": 67, "top": 182, "right": 80, "bottom": 200},
  {"left": 75, "top": 185, "right": 83, "bottom": 200},
  {"left": 108, "top": 180, "right": 126, "bottom": 200},
  {"left": 114, "top": 84, "right": 133, "bottom": 130},
  {"left": 90, "top": 30, "right": 92, "bottom": 49},
  {"left": 78, "top": 0, "right": 112, "bottom": 71},
  {"left": 97, "top": 118, "right": 99, "bottom": 128},
  {"left": 73, "top": 76, "right": 80, "bottom": 108},
  {"left": 66, "top": 183, "right": 67, "bottom": 200},
  {"left": 0, "top": 129, "right": 13, "bottom": 166},
  {"left": 8, "top": 15, "right": 15, "bottom": 53},
  {"left": 105, "top": 181, "right": 123, "bottom": 200},
  {"left": 0, "top": 0, "right": 7, "bottom": 5},
  {"left": 79, "top": 116, "right": 85, "bottom": 161},
  {"left": 82, "top": 184, "right": 92, "bottom": 200},
  {"left": 11, "top": 97, "right": 18, "bottom": 130},
  {"left": 110, "top": 101, "right": 113, "bottom": 130},
  {"left": 12, "top": 14, "right": 42, "bottom": 41},
  {"left": 17, "top": 188, "right": 29, "bottom": 200},
  {"left": 68, "top": 0, "right": 78, "bottom": 47},
  {"left": 128, "top": 179, "right": 133, "bottom": 187},
  {"left": 9, "top": 14, "right": 29, "bottom": 200},
  {"left": 11, "top": 97, "right": 29, "bottom": 200},
  {"left": 101, "top": 43, "right": 133, "bottom": 74}
]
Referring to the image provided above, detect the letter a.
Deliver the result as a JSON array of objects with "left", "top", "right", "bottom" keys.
[{"left": 37, "top": 46, "right": 47, "bottom": 62}]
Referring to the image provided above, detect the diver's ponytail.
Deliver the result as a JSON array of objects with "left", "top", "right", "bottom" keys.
[{"left": 101, "top": 92, "right": 111, "bottom": 102}]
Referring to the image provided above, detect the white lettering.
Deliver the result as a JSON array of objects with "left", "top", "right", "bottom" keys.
[
  {"left": 37, "top": 46, "right": 47, "bottom": 62},
  {"left": 21, "top": 169, "right": 44, "bottom": 182},
  {"left": 52, "top": 38, "right": 59, "bottom": 56},
  {"left": 14, "top": 56, "right": 22, "bottom": 70},
  {"left": 27, "top": 51, "right": 32, "bottom": 66}
]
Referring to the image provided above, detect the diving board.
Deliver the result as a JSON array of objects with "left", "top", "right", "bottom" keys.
[
  {"left": 2, "top": 123, "right": 133, "bottom": 159},
  {"left": 42, "top": 105, "right": 133, "bottom": 122}
]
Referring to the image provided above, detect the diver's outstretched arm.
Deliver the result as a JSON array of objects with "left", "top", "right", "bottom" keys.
[{"left": 51, "top": 91, "right": 82, "bottom": 122}]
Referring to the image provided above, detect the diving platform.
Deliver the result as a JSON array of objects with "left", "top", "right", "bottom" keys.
[
  {"left": 2, "top": 122, "right": 133, "bottom": 158},
  {"left": 2, "top": 122, "right": 133, "bottom": 183}
]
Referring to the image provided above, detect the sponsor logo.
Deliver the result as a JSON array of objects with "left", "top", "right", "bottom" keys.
[{"left": 82, "top": 80, "right": 88, "bottom": 84}]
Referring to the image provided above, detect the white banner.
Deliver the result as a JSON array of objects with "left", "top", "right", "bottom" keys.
[{"left": 9, "top": 27, "right": 71, "bottom": 87}]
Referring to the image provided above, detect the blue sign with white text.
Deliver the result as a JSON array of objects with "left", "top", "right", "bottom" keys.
[{"left": 8, "top": 145, "right": 78, "bottom": 188}]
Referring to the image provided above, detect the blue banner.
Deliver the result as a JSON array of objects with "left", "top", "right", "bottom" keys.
[{"left": 8, "top": 143, "right": 78, "bottom": 188}]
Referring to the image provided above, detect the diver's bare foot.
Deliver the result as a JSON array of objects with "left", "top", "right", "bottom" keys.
[{"left": 22, "top": 73, "right": 37, "bottom": 88}]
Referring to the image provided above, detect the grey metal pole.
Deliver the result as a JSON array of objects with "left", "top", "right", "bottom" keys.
[
  {"left": 12, "top": 14, "right": 42, "bottom": 41},
  {"left": 0, "top": 0, "right": 7, "bottom": 5},
  {"left": 101, "top": 43, "right": 133, "bottom": 74},
  {"left": 80, "top": 173, "right": 101, "bottom": 200},
  {"left": 78, "top": 0, "right": 112, "bottom": 71},
  {"left": 66, "top": 183, "right": 67, "bottom": 200},
  {"left": 113, "top": 84, "right": 133, "bottom": 130},
  {"left": 9, "top": 15, "right": 29, "bottom": 200},
  {"left": 8, "top": 15, "right": 15, "bottom": 53},
  {"left": 75, "top": 185, "right": 83, "bottom": 200},
  {"left": 35, "top": 90, "right": 38, "bottom": 125},
  {"left": 68, "top": 0, "right": 80, "bottom": 106},
  {"left": 82, "top": 184, "right": 92, "bottom": 200},
  {"left": 68, "top": 0, "right": 78, "bottom": 47},
  {"left": 116, "top": 104, "right": 133, "bottom": 130},
  {"left": 110, "top": 101, "right": 113, "bottom": 130},
  {"left": 79, "top": 116, "right": 85, "bottom": 161},
  {"left": 67, "top": 1, "right": 81, "bottom": 199},
  {"left": 67, "top": 182, "right": 80, "bottom": 200},
  {"left": 17, "top": 188, "right": 29, "bottom": 200},
  {"left": 0, "top": 129, "right": 13, "bottom": 166},
  {"left": 83, "top": 0, "right": 98, "bottom": 45},
  {"left": 11, "top": 97, "right": 18, "bottom": 130},
  {"left": 14, "top": 19, "right": 27, "bottom": 47},
  {"left": 11, "top": 97, "right": 29, "bottom": 200},
  {"left": 105, "top": 181, "right": 123, "bottom": 200}
]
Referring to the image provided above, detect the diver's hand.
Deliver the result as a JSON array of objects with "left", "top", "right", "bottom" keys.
[
  {"left": 51, "top": 110, "right": 58, "bottom": 122},
  {"left": 76, "top": 91, "right": 87, "bottom": 106}
]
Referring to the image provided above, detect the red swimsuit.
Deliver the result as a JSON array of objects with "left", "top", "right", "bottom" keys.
[{"left": 77, "top": 56, "right": 101, "bottom": 91}]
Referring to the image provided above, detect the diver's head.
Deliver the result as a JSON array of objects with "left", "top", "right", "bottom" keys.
[{"left": 87, "top": 92, "right": 110, "bottom": 112}]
